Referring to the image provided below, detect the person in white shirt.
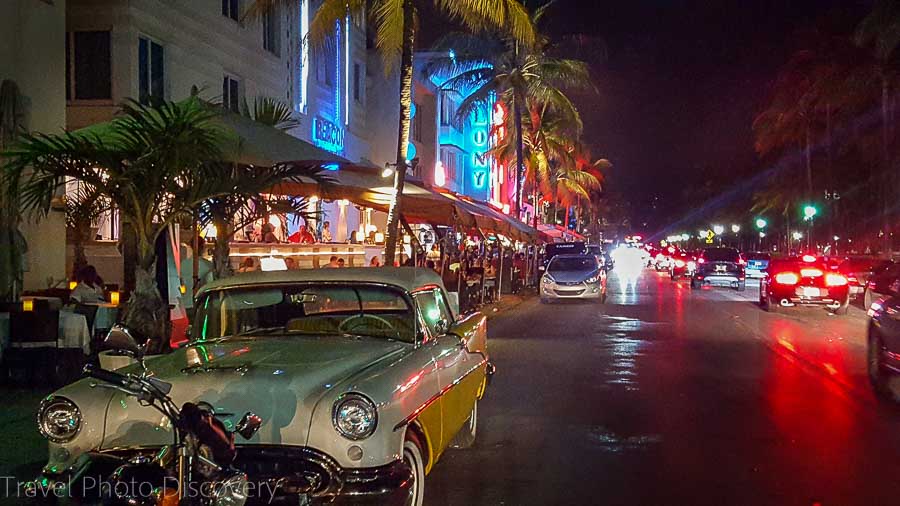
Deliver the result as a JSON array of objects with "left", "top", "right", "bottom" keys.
[
  {"left": 70, "top": 265, "right": 105, "bottom": 303},
  {"left": 321, "top": 221, "right": 333, "bottom": 243}
]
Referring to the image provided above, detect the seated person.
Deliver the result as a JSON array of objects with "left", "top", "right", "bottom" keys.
[{"left": 70, "top": 265, "right": 105, "bottom": 303}]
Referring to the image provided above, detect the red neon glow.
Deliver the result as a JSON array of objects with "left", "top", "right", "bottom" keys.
[{"left": 398, "top": 372, "right": 423, "bottom": 393}]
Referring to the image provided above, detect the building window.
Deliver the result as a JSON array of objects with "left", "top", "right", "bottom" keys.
[
  {"left": 440, "top": 94, "right": 455, "bottom": 126},
  {"left": 440, "top": 148, "right": 458, "bottom": 182},
  {"left": 223, "top": 75, "right": 240, "bottom": 113},
  {"left": 353, "top": 63, "right": 361, "bottom": 102},
  {"left": 138, "top": 37, "right": 165, "bottom": 105},
  {"left": 66, "top": 31, "right": 111, "bottom": 101},
  {"left": 222, "top": 0, "right": 240, "bottom": 22},
  {"left": 262, "top": 5, "right": 279, "bottom": 56}
]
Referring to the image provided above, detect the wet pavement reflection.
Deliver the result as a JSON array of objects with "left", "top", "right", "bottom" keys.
[{"left": 428, "top": 267, "right": 900, "bottom": 505}]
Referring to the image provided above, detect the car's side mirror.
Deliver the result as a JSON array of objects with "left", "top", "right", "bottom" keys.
[
  {"left": 235, "top": 412, "right": 263, "bottom": 440},
  {"left": 104, "top": 325, "right": 144, "bottom": 359}
]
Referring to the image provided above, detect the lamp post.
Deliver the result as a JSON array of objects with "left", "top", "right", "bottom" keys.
[
  {"left": 755, "top": 218, "right": 767, "bottom": 250},
  {"left": 802, "top": 204, "right": 817, "bottom": 251}
]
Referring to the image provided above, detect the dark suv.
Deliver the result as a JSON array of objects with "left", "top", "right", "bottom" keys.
[{"left": 691, "top": 247, "right": 745, "bottom": 291}]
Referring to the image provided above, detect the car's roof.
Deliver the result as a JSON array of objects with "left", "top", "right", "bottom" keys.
[{"left": 198, "top": 267, "right": 444, "bottom": 295}]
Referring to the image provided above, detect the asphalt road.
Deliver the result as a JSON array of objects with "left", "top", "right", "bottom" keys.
[{"left": 427, "top": 268, "right": 900, "bottom": 506}]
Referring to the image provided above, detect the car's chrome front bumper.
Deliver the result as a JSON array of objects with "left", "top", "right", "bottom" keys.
[
  {"left": 541, "top": 281, "right": 604, "bottom": 299},
  {"left": 35, "top": 446, "right": 413, "bottom": 505}
]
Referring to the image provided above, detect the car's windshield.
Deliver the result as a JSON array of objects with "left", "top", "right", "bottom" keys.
[
  {"left": 193, "top": 284, "right": 415, "bottom": 343},
  {"left": 703, "top": 249, "right": 740, "bottom": 262},
  {"left": 548, "top": 256, "right": 598, "bottom": 272}
]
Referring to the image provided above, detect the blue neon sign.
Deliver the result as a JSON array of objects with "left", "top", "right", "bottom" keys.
[
  {"left": 313, "top": 116, "right": 345, "bottom": 153},
  {"left": 472, "top": 170, "right": 487, "bottom": 189}
]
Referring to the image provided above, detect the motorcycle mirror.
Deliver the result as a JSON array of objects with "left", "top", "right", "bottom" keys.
[
  {"left": 235, "top": 412, "right": 262, "bottom": 440},
  {"left": 104, "top": 325, "right": 144, "bottom": 359}
]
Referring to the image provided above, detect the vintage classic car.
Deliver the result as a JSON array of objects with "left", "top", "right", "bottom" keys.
[{"left": 36, "top": 267, "right": 493, "bottom": 505}]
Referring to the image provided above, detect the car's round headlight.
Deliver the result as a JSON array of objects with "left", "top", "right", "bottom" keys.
[
  {"left": 37, "top": 396, "right": 82, "bottom": 443},
  {"left": 332, "top": 394, "right": 377, "bottom": 440},
  {"left": 585, "top": 276, "right": 599, "bottom": 284},
  {"left": 542, "top": 275, "right": 554, "bottom": 284}
]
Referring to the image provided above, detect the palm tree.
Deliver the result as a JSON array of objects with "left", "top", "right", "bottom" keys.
[
  {"left": 65, "top": 183, "right": 111, "bottom": 276},
  {"left": 241, "top": 96, "right": 301, "bottom": 131},
  {"left": 245, "top": 0, "right": 534, "bottom": 265},
  {"left": 424, "top": 1, "right": 593, "bottom": 217},
  {"left": 0, "top": 79, "right": 27, "bottom": 303},
  {"left": 853, "top": 0, "right": 900, "bottom": 254},
  {"left": 3, "top": 98, "right": 233, "bottom": 352}
]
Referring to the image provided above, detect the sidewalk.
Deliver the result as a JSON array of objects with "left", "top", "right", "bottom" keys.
[{"left": 479, "top": 288, "right": 535, "bottom": 320}]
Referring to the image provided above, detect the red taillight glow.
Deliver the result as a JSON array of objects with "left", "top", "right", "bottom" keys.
[
  {"left": 825, "top": 273, "right": 848, "bottom": 287},
  {"left": 698, "top": 258, "right": 705, "bottom": 264},
  {"left": 738, "top": 258, "right": 746, "bottom": 265},
  {"left": 802, "top": 254, "right": 817, "bottom": 263},
  {"left": 675, "top": 260, "right": 685, "bottom": 267},
  {"left": 774, "top": 272, "right": 800, "bottom": 285},
  {"left": 800, "top": 268, "right": 823, "bottom": 278}
]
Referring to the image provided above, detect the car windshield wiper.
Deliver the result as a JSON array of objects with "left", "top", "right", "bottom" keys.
[{"left": 233, "top": 326, "right": 288, "bottom": 337}]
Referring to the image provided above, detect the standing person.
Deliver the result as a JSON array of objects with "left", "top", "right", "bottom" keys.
[
  {"left": 323, "top": 256, "right": 340, "bottom": 268},
  {"left": 426, "top": 244, "right": 441, "bottom": 263},
  {"left": 70, "top": 265, "right": 105, "bottom": 303},
  {"left": 261, "top": 223, "right": 278, "bottom": 243},
  {"left": 288, "top": 225, "right": 316, "bottom": 244},
  {"left": 321, "top": 221, "right": 333, "bottom": 243}
]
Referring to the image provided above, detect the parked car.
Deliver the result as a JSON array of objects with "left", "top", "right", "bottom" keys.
[
  {"left": 759, "top": 255, "right": 850, "bottom": 314},
  {"left": 835, "top": 256, "right": 890, "bottom": 300},
  {"left": 691, "top": 247, "right": 745, "bottom": 290},
  {"left": 34, "top": 268, "right": 492, "bottom": 506},
  {"left": 669, "top": 251, "right": 697, "bottom": 280},
  {"left": 540, "top": 254, "right": 607, "bottom": 303},
  {"left": 744, "top": 252, "right": 770, "bottom": 279},
  {"left": 863, "top": 261, "right": 900, "bottom": 310},
  {"left": 866, "top": 294, "right": 900, "bottom": 400}
]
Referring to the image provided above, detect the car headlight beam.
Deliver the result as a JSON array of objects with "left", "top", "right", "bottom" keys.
[
  {"left": 333, "top": 393, "right": 378, "bottom": 440},
  {"left": 38, "top": 396, "right": 82, "bottom": 444}
]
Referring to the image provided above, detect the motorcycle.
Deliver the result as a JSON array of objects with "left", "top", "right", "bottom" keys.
[{"left": 80, "top": 326, "right": 263, "bottom": 505}]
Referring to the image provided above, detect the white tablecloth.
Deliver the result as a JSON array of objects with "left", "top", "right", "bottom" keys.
[{"left": 0, "top": 311, "right": 92, "bottom": 355}]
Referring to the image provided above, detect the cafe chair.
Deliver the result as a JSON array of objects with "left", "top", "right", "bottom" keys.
[{"left": 3, "top": 300, "right": 62, "bottom": 385}]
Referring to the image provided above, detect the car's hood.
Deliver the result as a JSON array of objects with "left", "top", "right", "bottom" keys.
[
  {"left": 546, "top": 269, "right": 596, "bottom": 283},
  {"left": 100, "top": 336, "right": 408, "bottom": 450}
]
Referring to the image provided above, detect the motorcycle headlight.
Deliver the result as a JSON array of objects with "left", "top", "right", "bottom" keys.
[
  {"left": 37, "top": 396, "right": 82, "bottom": 444},
  {"left": 333, "top": 394, "right": 377, "bottom": 440},
  {"left": 213, "top": 472, "right": 249, "bottom": 506}
]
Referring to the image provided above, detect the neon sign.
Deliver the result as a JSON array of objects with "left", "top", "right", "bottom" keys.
[
  {"left": 472, "top": 170, "right": 487, "bottom": 189},
  {"left": 473, "top": 151, "right": 488, "bottom": 168},
  {"left": 473, "top": 130, "right": 487, "bottom": 146},
  {"left": 313, "top": 116, "right": 344, "bottom": 153},
  {"left": 434, "top": 161, "right": 446, "bottom": 187}
]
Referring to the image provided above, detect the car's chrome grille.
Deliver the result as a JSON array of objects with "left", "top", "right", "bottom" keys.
[{"left": 555, "top": 289, "right": 585, "bottom": 296}]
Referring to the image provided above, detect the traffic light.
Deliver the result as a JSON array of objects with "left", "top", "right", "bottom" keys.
[
  {"left": 755, "top": 218, "right": 767, "bottom": 229},
  {"left": 803, "top": 205, "right": 817, "bottom": 221}
]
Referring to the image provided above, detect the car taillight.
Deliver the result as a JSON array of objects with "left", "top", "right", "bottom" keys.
[
  {"left": 774, "top": 272, "right": 800, "bottom": 285},
  {"left": 825, "top": 273, "right": 848, "bottom": 287},
  {"left": 847, "top": 276, "right": 858, "bottom": 284},
  {"left": 800, "top": 268, "right": 823, "bottom": 278},
  {"left": 698, "top": 258, "right": 705, "bottom": 264},
  {"left": 802, "top": 254, "right": 817, "bottom": 263},
  {"left": 675, "top": 260, "right": 685, "bottom": 268}
]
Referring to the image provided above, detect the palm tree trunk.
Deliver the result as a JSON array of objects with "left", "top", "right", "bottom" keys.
[
  {"left": 804, "top": 124, "right": 812, "bottom": 200},
  {"left": 513, "top": 92, "right": 525, "bottom": 219},
  {"left": 212, "top": 220, "right": 234, "bottom": 279},
  {"left": 383, "top": 0, "right": 416, "bottom": 266},
  {"left": 531, "top": 186, "right": 538, "bottom": 229},
  {"left": 123, "top": 237, "right": 170, "bottom": 354}
]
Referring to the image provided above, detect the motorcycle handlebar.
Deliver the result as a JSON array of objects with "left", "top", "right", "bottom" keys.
[{"left": 84, "top": 363, "right": 129, "bottom": 389}]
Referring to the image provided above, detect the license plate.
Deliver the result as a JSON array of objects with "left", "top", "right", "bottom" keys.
[
  {"left": 798, "top": 287, "right": 821, "bottom": 297},
  {"left": 715, "top": 265, "right": 726, "bottom": 272}
]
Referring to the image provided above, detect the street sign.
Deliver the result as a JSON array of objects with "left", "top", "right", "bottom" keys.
[{"left": 705, "top": 230, "right": 715, "bottom": 244}]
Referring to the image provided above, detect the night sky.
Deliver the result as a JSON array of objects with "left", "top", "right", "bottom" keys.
[{"left": 543, "top": 0, "right": 869, "bottom": 232}]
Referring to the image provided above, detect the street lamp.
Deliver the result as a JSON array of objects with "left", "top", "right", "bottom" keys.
[
  {"left": 755, "top": 218, "right": 767, "bottom": 230},
  {"left": 731, "top": 224, "right": 740, "bottom": 234},
  {"left": 792, "top": 231, "right": 803, "bottom": 241},
  {"left": 803, "top": 205, "right": 817, "bottom": 221},
  {"left": 713, "top": 225, "right": 724, "bottom": 235}
]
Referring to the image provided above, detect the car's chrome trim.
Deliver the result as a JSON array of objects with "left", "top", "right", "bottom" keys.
[{"left": 392, "top": 358, "right": 487, "bottom": 432}]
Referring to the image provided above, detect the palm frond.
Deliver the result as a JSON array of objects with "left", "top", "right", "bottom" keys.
[{"left": 241, "top": 96, "right": 300, "bottom": 131}]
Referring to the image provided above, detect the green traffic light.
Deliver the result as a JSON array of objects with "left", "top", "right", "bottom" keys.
[
  {"left": 803, "top": 205, "right": 817, "bottom": 220},
  {"left": 755, "top": 218, "right": 767, "bottom": 229}
]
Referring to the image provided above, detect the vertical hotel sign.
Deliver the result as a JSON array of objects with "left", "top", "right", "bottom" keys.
[
  {"left": 489, "top": 101, "right": 506, "bottom": 206},
  {"left": 313, "top": 116, "right": 345, "bottom": 154},
  {"left": 471, "top": 106, "right": 490, "bottom": 190}
]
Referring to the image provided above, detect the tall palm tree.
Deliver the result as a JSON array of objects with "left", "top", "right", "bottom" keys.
[
  {"left": 424, "top": 1, "right": 593, "bottom": 217},
  {"left": 65, "top": 183, "right": 110, "bottom": 276},
  {"left": 245, "top": 0, "right": 533, "bottom": 265},
  {"left": 3, "top": 98, "right": 233, "bottom": 352}
]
